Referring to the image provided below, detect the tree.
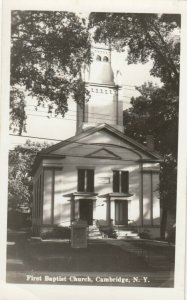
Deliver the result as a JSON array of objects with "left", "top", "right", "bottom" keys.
[
  {"left": 89, "top": 13, "right": 180, "bottom": 94},
  {"left": 11, "top": 11, "right": 91, "bottom": 134},
  {"left": 124, "top": 82, "right": 178, "bottom": 157},
  {"left": 123, "top": 83, "right": 178, "bottom": 239},
  {"left": 89, "top": 13, "right": 180, "bottom": 238},
  {"left": 8, "top": 140, "right": 50, "bottom": 210}
]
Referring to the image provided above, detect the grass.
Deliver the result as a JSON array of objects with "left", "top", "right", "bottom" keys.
[
  {"left": 6, "top": 229, "right": 174, "bottom": 287},
  {"left": 20, "top": 240, "right": 149, "bottom": 272}
]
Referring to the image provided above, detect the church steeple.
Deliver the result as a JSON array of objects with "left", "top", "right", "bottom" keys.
[
  {"left": 89, "top": 46, "right": 114, "bottom": 85},
  {"left": 76, "top": 44, "right": 124, "bottom": 134}
]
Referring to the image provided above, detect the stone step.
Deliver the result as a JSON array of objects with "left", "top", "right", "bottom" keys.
[
  {"left": 88, "top": 226, "right": 139, "bottom": 239},
  {"left": 117, "top": 236, "right": 140, "bottom": 240},
  {"left": 117, "top": 230, "right": 137, "bottom": 234},
  {"left": 115, "top": 229, "right": 137, "bottom": 232},
  {"left": 88, "top": 235, "right": 103, "bottom": 239},
  {"left": 88, "top": 227, "right": 102, "bottom": 238},
  {"left": 114, "top": 227, "right": 137, "bottom": 231},
  {"left": 117, "top": 234, "right": 139, "bottom": 238},
  {"left": 89, "top": 236, "right": 103, "bottom": 239},
  {"left": 117, "top": 231, "right": 138, "bottom": 236},
  {"left": 88, "top": 232, "right": 102, "bottom": 236},
  {"left": 88, "top": 230, "right": 102, "bottom": 233},
  {"left": 116, "top": 230, "right": 139, "bottom": 239}
]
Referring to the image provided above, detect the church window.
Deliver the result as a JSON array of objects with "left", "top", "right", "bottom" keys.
[
  {"left": 103, "top": 56, "right": 109, "bottom": 62},
  {"left": 113, "top": 170, "right": 129, "bottom": 193},
  {"left": 96, "top": 55, "right": 101, "bottom": 61},
  {"left": 78, "top": 169, "right": 94, "bottom": 192}
]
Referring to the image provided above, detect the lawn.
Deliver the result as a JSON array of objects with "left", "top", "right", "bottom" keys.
[
  {"left": 6, "top": 230, "right": 174, "bottom": 287},
  {"left": 23, "top": 240, "right": 150, "bottom": 272}
]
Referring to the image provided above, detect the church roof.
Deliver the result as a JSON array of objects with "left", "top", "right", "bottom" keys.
[
  {"left": 32, "top": 123, "right": 163, "bottom": 174},
  {"left": 37, "top": 123, "right": 162, "bottom": 160}
]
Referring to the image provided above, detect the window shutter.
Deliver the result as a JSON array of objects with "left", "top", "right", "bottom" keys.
[
  {"left": 121, "top": 171, "right": 129, "bottom": 193},
  {"left": 113, "top": 171, "right": 120, "bottom": 192},
  {"left": 78, "top": 169, "right": 85, "bottom": 192},
  {"left": 87, "top": 169, "right": 94, "bottom": 192}
]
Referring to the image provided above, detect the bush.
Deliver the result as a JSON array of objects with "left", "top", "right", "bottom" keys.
[
  {"left": 99, "top": 227, "right": 117, "bottom": 238},
  {"left": 95, "top": 219, "right": 117, "bottom": 238},
  {"left": 40, "top": 226, "right": 71, "bottom": 240},
  {"left": 138, "top": 230, "right": 151, "bottom": 239},
  {"left": 8, "top": 210, "right": 31, "bottom": 230}
]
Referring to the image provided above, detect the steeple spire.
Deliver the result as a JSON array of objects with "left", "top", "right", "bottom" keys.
[
  {"left": 89, "top": 45, "right": 114, "bottom": 85},
  {"left": 76, "top": 44, "right": 124, "bottom": 134}
]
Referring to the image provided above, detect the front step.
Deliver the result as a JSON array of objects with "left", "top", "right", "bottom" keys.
[
  {"left": 88, "top": 226, "right": 139, "bottom": 240},
  {"left": 114, "top": 227, "right": 139, "bottom": 239},
  {"left": 88, "top": 226, "right": 103, "bottom": 239}
]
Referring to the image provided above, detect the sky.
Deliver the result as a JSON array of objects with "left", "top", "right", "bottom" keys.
[{"left": 9, "top": 44, "right": 162, "bottom": 150}]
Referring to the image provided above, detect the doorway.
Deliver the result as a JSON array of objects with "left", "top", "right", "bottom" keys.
[
  {"left": 115, "top": 200, "right": 128, "bottom": 225},
  {"left": 79, "top": 199, "right": 93, "bottom": 225}
]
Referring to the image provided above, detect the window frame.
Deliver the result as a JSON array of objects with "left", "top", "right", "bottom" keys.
[
  {"left": 112, "top": 170, "right": 129, "bottom": 193},
  {"left": 77, "top": 168, "right": 95, "bottom": 193}
]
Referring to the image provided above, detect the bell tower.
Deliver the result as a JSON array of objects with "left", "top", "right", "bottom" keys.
[{"left": 76, "top": 45, "right": 124, "bottom": 134}]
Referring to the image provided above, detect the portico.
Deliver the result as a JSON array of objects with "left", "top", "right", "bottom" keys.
[
  {"left": 99, "top": 193, "right": 133, "bottom": 226},
  {"left": 64, "top": 192, "right": 98, "bottom": 226}
]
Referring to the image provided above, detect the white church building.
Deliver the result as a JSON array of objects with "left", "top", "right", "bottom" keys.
[{"left": 32, "top": 45, "right": 162, "bottom": 239}]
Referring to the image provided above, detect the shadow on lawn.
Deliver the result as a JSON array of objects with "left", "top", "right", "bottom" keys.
[
  {"left": 23, "top": 241, "right": 150, "bottom": 273},
  {"left": 6, "top": 230, "right": 174, "bottom": 274}
]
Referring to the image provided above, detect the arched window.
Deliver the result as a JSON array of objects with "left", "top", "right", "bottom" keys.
[
  {"left": 103, "top": 56, "right": 109, "bottom": 62},
  {"left": 96, "top": 55, "right": 101, "bottom": 61}
]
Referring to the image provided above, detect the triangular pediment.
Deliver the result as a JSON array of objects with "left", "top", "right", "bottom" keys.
[
  {"left": 86, "top": 147, "right": 121, "bottom": 160},
  {"left": 39, "top": 123, "right": 162, "bottom": 160}
]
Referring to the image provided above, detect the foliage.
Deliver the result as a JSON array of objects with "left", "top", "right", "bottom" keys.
[
  {"left": 89, "top": 12, "right": 180, "bottom": 236},
  {"left": 123, "top": 83, "right": 178, "bottom": 236},
  {"left": 89, "top": 13, "right": 180, "bottom": 94},
  {"left": 9, "top": 87, "right": 27, "bottom": 135},
  {"left": 90, "top": 13, "right": 180, "bottom": 91},
  {"left": 123, "top": 82, "right": 178, "bottom": 158},
  {"left": 99, "top": 226, "right": 117, "bottom": 239},
  {"left": 11, "top": 11, "right": 91, "bottom": 134},
  {"left": 8, "top": 140, "right": 50, "bottom": 209},
  {"left": 40, "top": 226, "right": 71, "bottom": 240}
]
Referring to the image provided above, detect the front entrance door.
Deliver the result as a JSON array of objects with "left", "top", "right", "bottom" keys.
[
  {"left": 115, "top": 200, "right": 128, "bottom": 225},
  {"left": 79, "top": 199, "right": 93, "bottom": 225}
]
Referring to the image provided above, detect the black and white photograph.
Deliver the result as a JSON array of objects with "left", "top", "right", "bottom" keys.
[{"left": 0, "top": 1, "right": 187, "bottom": 299}]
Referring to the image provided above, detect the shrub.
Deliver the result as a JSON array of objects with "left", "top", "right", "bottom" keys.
[
  {"left": 138, "top": 230, "right": 151, "bottom": 239},
  {"left": 99, "top": 227, "right": 117, "bottom": 239},
  {"left": 40, "top": 226, "right": 71, "bottom": 240},
  {"left": 95, "top": 219, "right": 117, "bottom": 238}
]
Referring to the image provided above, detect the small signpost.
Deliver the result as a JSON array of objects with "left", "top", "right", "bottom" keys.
[{"left": 71, "top": 220, "right": 87, "bottom": 248}]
